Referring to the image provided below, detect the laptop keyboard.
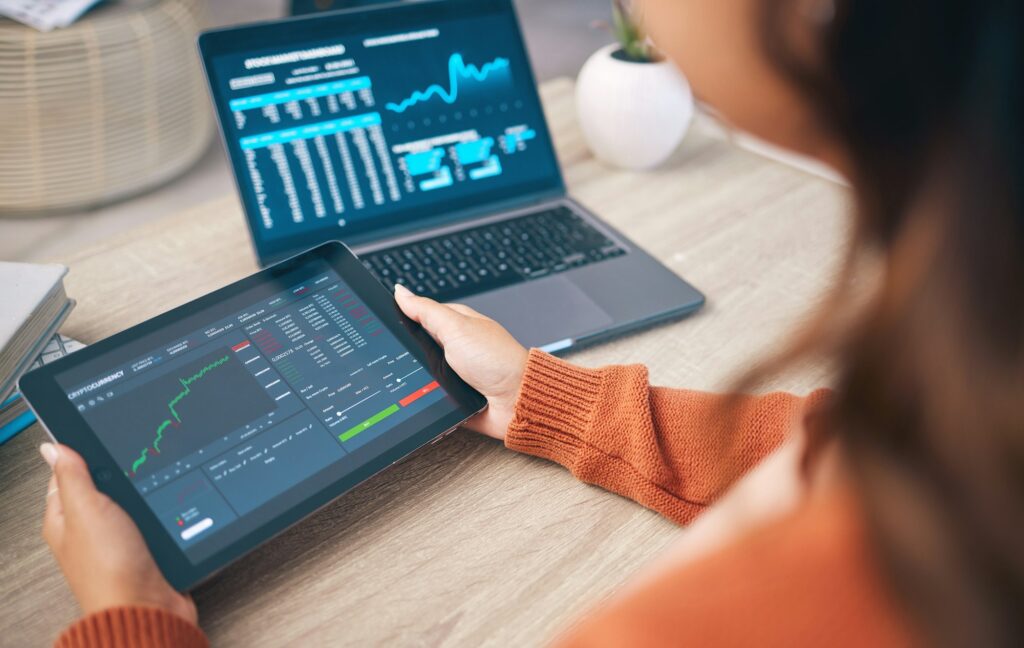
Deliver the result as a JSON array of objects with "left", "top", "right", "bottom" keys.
[{"left": 360, "top": 205, "right": 627, "bottom": 302}]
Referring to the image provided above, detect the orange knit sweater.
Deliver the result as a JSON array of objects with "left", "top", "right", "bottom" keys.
[{"left": 54, "top": 350, "right": 916, "bottom": 647}]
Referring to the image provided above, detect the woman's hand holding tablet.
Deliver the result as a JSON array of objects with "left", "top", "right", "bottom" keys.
[
  {"left": 21, "top": 242, "right": 489, "bottom": 591},
  {"left": 39, "top": 442, "right": 199, "bottom": 624},
  {"left": 32, "top": 270, "right": 534, "bottom": 620},
  {"left": 392, "top": 283, "right": 528, "bottom": 441}
]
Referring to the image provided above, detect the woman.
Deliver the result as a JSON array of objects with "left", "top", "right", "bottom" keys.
[{"left": 40, "top": 0, "right": 1022, "bottom": 645}]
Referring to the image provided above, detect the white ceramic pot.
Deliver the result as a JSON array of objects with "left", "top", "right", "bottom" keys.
[{"left": 575, "top": 43, "right": 694, "bottom": 170}]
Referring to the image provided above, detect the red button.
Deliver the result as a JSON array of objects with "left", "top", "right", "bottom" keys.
[{"left": 399, "top": 380, "right": 440, "bottom": 407}]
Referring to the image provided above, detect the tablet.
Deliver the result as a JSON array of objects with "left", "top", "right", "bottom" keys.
[{"left": 20, "top": 242, "right": 486, "bottom": 590}]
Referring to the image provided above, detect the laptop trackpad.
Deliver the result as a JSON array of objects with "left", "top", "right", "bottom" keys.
[{"left": 460, "top": 276, "right": 614, "bottom": 349}]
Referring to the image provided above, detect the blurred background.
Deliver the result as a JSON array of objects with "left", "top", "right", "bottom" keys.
[{"left": 0, "top": 0, "right": 613, "bottom": 263}]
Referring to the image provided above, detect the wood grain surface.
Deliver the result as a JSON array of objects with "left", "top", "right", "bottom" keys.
[{"left": 0, "top": 78, "right": 849, "bottom": 647}]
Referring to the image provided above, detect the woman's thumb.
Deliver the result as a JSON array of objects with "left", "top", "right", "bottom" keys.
[
  {"left": 42, "top": 443, "right": 96, "bottom": 511},
  {"left": 394, "top": 284, "right": 463, "bottom": 346}
]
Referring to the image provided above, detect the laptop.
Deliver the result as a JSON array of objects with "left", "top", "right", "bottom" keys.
[{"left": 197, "top": 0, "right": 704, "bottom": 353}]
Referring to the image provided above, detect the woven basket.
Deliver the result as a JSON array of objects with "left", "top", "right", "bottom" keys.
[{"left": 0, "top": 0, "right": 212, "bottom": 216}]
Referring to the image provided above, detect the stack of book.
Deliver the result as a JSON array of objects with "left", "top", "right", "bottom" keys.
[
  {"left": 0, "top": 333, "right": 86, "bottom": 444},
  {"left": 0, "top": 262, "right": 78, "bottom": 444}
]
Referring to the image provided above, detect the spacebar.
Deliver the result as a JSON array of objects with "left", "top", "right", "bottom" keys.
[{"left": 430, "top": 272, "right": 523, "bottom": 302}]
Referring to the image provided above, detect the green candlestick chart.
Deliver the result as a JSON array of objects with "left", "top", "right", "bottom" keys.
[{"left": 128, "top": 355, "right": 231, "bottom": 476}]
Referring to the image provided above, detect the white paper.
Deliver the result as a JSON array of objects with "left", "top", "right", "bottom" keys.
[{"left": 0, "top": 0, "right": 102, "bottom": 32}]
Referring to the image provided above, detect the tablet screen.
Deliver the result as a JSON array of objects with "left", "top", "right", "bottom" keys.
[{"left": 52, "top": 255, "right": 455, "bottom": 563}]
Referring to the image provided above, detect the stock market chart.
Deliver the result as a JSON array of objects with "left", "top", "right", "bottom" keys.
[
  {"left": 211, "top": 7, "right": 558, "bottom": 249},
  {"left": 64, "top": 265, "right": 449, "bottom": 556}
]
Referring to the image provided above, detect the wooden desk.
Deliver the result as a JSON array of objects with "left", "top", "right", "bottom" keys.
[{"left": 0, "top": 78, "right": 848, "bottom": 647}]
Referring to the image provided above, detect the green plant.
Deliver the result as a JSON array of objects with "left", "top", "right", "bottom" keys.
[{"left": 609, "top": 0, "right": 659, "bottom": 62}]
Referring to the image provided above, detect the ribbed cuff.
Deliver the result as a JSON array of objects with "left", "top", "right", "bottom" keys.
[
  {"left": 55, "top": 606, "right": 208, "bottom": 648},
  {"left": 505, "top": 349, "right": 606, "bottom": 468}
]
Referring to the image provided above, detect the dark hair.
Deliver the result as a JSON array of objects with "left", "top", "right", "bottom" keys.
[{"left": 755, "top": 1, "right": 1024, "bottom": 645}]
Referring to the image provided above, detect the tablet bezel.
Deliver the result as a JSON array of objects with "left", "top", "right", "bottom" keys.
[{"left": 19, "top": 241, "right": 487, "bottom": 591}]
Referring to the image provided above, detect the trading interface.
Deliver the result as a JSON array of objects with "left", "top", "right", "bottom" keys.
[
  {"left": 211, "top": 7, "right": 558, "bottom": 245},
  {"left": 60, "top": 265, "right": 448, "bottom": 559}
]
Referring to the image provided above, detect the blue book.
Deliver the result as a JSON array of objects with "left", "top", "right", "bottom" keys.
[{"left": 0, "top": 405, "right": 35, "bottom": 446}]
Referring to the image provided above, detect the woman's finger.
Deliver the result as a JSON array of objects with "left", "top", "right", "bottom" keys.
[
  {"left": 49, "top": 444, "right": 98, "bottom": 521},
  {"left": 46, "top": 473, "right": 61, "bottom": 505},
  {"left": 394, "top": 284, "right": 467, "bottom": 346},
  {"left": 42, "top": 473, "right": 65, "bottom": 548}
]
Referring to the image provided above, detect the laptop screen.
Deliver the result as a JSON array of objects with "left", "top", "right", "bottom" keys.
[{"left": 201, "top": 0, "right": 563, "bottom": 264}]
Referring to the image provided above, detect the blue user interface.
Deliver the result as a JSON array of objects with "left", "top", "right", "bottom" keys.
[{"left": 210, "top": 4, "right": 560, "bottom": 256}]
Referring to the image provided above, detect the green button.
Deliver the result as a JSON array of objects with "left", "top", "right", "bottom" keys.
[{"left": 339, "top": 404, "right": 400, "bottom": 442}]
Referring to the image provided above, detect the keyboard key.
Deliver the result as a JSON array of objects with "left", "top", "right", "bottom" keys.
[{"left": 361, "top": 206, "right": 626, "bottom": 302}]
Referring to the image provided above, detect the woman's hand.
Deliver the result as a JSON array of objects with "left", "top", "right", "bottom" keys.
[
  {"left": 39, "top": 442, "right": 198, "bottom": 623},
  {"left": 395, "top": 283, "right": 528, "bottom": 441}
]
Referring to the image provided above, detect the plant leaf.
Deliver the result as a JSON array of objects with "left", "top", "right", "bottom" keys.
[{"left": 611, "top": 0, "right": 650, "bottom": 62}]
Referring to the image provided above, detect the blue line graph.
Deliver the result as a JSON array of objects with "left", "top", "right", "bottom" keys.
[{"left": 385, "top": 53, "right": 510, "bottom": 114}]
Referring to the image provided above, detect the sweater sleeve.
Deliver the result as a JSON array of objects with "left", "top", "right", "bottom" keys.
[
  {"left": 505, "top": 349, "right": 831, "bottom": 525},
  {"left": 552, "top": 489, "right": 918, "bottom": 648},
  {"left": 54, "top": 607, "right": 208, "bottom": 648}
]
